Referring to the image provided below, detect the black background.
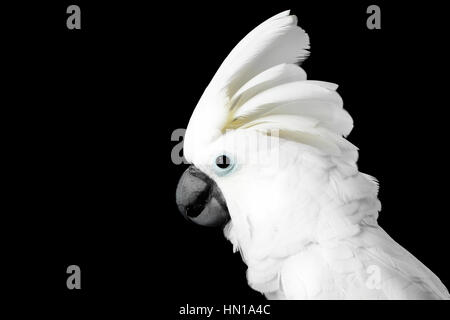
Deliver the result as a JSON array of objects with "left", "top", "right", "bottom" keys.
[{"left": 4, "top": 0, "right": 449, "bottom": 316}]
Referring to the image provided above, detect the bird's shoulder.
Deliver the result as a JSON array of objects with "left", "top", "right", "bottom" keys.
[{"left": 279, "top": 227, "right": 450, "bottom": 299}]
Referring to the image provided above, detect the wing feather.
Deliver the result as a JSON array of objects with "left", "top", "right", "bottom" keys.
[{"left": 348, "top": 226, "right": 450, "bottom": 299}]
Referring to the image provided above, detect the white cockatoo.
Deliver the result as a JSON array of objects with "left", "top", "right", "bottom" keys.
[{"left": 176, "top": 10, "right": 450, "bottom": 299}]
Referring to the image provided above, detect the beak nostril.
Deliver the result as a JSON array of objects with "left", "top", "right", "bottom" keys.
[{"left": 185, "top": 202, "right": 205, "bottom": 218}]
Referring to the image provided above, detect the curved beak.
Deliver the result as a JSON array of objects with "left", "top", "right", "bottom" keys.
[{"left": 176, "top": 165, "right": 230, "bottom": 227}]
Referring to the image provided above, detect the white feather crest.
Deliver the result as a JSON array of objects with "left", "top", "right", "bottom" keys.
[
  {"left": 209, "top": 10, "right": 310, "bottom": 97},
  {"left": 185, "top": 10, "right": 354, "bottom": 161},
  {"left": 226, "top": 80, "right": 354, "bottom": 155}
]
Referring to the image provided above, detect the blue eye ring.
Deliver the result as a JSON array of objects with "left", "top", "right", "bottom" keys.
[{"left": 213, "top": 154, "right": 236, "bottom": 176}]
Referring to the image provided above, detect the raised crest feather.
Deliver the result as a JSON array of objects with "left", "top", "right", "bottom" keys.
[{"left": 184, "top": 11, "right": 353, "bottom": 162}]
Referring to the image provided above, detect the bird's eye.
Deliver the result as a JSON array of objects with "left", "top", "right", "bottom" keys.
[
  {"left": 213, "top": 154, "right": 236, "bottom": 176},
  {"left": 216, "top": 155, "right": 231, "bottom": 168}
]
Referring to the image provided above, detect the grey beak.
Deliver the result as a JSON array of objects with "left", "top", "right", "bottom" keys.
[{"left": 176, "top": 165, "right": 230, "bottom": 227}]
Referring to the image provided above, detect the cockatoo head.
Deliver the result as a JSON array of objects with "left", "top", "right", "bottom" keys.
[{"left": 176, "top": 11, "right": 380, "bottom": 294}]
